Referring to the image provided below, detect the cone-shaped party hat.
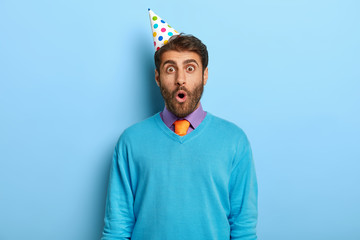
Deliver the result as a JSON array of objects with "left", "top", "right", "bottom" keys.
[{"left": 148, "top": 8, "right": 179, "bottom": 51}]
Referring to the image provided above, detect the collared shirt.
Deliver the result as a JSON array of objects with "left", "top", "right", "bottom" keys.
[{"left": 160, "top": 102, "right": 207, "bottom": 135}]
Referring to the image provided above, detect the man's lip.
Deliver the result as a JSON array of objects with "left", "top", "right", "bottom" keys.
[{"left": 175, "top": 90, "right": 187, "bottom": 103}]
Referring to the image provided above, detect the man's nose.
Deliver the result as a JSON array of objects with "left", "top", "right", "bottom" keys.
[{"left": 176, "top": 69, "right": 186, "bottom": 86}]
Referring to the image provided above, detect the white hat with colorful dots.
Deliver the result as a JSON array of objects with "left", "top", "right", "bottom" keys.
[{"left": 148, "top": 8, "right": 179, "bottom": 51}]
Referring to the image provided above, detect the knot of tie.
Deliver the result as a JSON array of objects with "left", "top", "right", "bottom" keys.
[{"left": 173, "top": 119, "right": 190, "bottom": 136}]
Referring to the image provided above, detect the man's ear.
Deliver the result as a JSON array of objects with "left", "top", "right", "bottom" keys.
[
  {"left": 203, "top": 67, "right": 208, "bottom": 86},
  {"left": 155, "top": 69, "right": 160, "bottom": 87}
]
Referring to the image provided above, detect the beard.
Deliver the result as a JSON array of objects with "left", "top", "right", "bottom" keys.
[{"left": 159, "top": 78, "right": 204, "bottom": 118}]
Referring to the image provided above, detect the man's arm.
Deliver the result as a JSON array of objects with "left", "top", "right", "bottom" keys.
[
  {"left": 102, "top": 134, "right": 135, "bottom": 240},
  {"left": 228, "top": 133, "right": 258, "bottom": 240}
]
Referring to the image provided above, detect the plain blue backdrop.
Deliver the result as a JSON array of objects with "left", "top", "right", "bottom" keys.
[{"left": 1, "top": 0, "right": 359, "bottom": 239}]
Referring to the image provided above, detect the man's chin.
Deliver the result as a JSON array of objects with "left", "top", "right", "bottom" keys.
[
  {"left": 171, "top": 108, "right": 190, "bottom": 118},
  {"left": 168, "top": 102, "right": 195, "bottom": 118}
]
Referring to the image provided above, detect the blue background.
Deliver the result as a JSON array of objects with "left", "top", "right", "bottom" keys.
[{"left": 1, "top": 0, "right": 359, "bottom": 239}]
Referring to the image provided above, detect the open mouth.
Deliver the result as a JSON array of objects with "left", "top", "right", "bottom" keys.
[{"left": 175, "top": 90, "right": 187, "bottom": 103}]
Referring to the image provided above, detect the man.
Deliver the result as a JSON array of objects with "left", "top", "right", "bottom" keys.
[{"left": 101, "top": 10, "right": 258, "bottom": 240}]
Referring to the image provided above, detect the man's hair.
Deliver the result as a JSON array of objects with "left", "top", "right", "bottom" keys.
[{"left": 154, "top": 33, "right": 208, "bottom": 74}]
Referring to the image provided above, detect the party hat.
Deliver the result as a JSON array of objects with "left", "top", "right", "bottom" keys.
[{"left": 148, "top": 8, "right": 179, "bottom": 51}]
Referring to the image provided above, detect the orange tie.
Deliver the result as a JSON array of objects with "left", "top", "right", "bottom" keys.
[{"left": 173, "top": 119, "right": 190, "bottom": 136}]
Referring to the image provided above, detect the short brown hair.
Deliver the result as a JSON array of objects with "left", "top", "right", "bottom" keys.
[{"left": 154, "top": 33, "right": 208, "bottom": 74}]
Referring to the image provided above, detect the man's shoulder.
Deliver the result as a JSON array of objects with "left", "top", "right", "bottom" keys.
[
  {"left": 207, "top": 112, "right": 250, "bottom": 142},
  {"left": 118, "top": 112, "right": 160, "bottom": 141},
  {"left": 127, "top": 112, "right": 159, "bottom": 131},
  {"left": 208, "top": 112, "right": 246, "bottom": 134}
]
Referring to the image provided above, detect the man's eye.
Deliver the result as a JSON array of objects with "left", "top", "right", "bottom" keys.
[
  {"left": 167, "top": 67, "right": 175, "bottom": 73},
  {"left": 187, "top": 66, "right": 195, "bottom": 72}
]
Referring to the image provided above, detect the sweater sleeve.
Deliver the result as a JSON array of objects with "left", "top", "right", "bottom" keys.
[
  {"left": 101, "top": 134, "right": 135, "bottom": 240},
  {"left": 228, "top": 133, "right": 258, "bottom": 240}
]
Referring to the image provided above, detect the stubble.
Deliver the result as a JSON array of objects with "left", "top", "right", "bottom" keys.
[{"left": 159, "top": 78, "right": 204, "bottom": 118}]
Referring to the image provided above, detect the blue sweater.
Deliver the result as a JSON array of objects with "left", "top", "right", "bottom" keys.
[{"left": 102, "top": 112, "right": 258, "bottom": 240}]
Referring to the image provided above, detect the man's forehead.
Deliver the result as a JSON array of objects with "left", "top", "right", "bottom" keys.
[{"left": 161, "top": 50, "right": 201, "bottom": 65}]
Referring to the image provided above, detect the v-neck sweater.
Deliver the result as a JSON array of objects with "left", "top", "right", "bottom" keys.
[{"left": 102, "top": 112, "right": 258, "bottom": 240}]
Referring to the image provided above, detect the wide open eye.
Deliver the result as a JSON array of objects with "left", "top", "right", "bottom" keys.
[
  {"left": 186, "top": 65, "right": 195, "bottom": 72},
  {"left": 166, "top": 66, "right": 175, "bottom": 73}
]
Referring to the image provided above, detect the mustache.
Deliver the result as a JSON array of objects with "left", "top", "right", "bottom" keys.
[{"left": 173, "top": 86, "right": 190, "bottom": 96}]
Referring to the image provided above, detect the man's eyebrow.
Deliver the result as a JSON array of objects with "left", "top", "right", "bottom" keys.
[
  {"left": 183, "top": 59, "right": 199, "bottom": 67},
  {"left": 162, "top": 60, "right": 176, "bottom": 67}
]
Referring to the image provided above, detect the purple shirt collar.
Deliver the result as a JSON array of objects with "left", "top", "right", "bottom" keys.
[{"left": 160, "top": 102, "right": 207, "bottom": 130}]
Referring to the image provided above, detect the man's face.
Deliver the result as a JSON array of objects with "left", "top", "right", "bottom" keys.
[{"left": 155, "top": 50, "right": 208, "bottom": 118}]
